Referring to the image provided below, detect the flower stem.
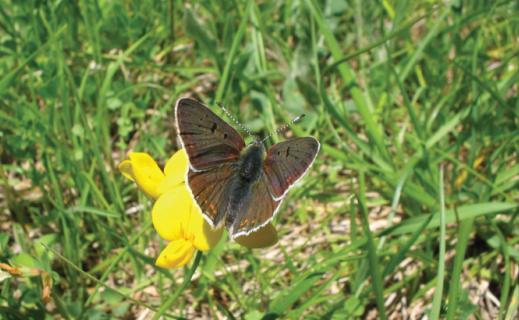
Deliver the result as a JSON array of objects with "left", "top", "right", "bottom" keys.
[{"left": 152, "top": 250, "right": 202, "bottom": 319}]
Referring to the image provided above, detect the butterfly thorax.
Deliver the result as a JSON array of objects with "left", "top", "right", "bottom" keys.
[{"left": 237, "top": 142, "right": 265, "bottom": 182}]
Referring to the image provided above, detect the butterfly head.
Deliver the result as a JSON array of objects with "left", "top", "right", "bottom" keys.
[
  {"left": 245, "top": 139, "right": 266, "bottom": 155},
  {"left": 249, "top": 139, "right": 264, "bottom": 147}
]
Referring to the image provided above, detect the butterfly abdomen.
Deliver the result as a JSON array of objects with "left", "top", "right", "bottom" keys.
[
  {"left": 226, "top": 177, "right": 250, "bottom": 227},
  {"left": 224, "top": 143, "right": 265, "bottom": 228}
]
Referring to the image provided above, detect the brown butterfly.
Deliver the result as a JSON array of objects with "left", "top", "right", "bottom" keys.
[{"left": 175, "top": 98, "right": 319, "bottom": 238}]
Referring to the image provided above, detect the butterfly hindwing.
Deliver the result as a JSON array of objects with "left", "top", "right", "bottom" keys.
[
  {"left": 264, "top": 137, "right": 320, "bottom": 200},
  {"left": 187, "top": 163, "right": 238, "bottom": 227},
  {"left": 230, "top": 173, "right": 281, "bottom": 238},
  {"left": 176, "top": 98, "right": 245, "bottom": 171}
]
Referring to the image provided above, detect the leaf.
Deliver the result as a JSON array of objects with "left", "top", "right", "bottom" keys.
[
  {"left": 11, "top": 252, "right": 37, "bottom": 269},
  {"left": 184, "top": 9, "right": 218, "bottom": 61},
  {"left": 68, "top": 206, "right": 120, "bottom": 218},
  {"left": 382, "top": 202, "right": 518, "bottom": 236},
  {"left": 332, "top": 296, "right": 365, "bottom": 319},
  {"left": 267, "top": 272, "right": 324, "bottom": 316}
]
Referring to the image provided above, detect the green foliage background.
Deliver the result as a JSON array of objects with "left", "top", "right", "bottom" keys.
[{"left": 1, "top": 0, "right": 518, "bottom": 319}]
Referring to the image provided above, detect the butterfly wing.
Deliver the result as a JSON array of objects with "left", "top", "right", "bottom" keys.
[
  {"left": 264, "top": 137, "right": 319, "bottom": 200},
  {"left": 229, "top": 173, "right": 281, "bottom": 238},
  {"left": 176, "top": 98, "right": 245, "bottom": 171},
  {"left": 187, "top": 163, "right": 238, "bottom": 227}
]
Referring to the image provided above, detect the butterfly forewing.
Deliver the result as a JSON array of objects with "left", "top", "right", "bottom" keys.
[
  {"left": 264, "top": 137, "right": 319, "bottom": 200},
  {"left": 230, "top": 173, "right": 281, "bottom": 238},
  {"left": 176, "top": 98, "right": 245, "bottom": 171},
  {"left": 188, "top": 163, "right": 238, "bottom": 227}
]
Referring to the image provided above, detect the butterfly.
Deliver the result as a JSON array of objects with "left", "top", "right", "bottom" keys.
[{"left": 175, "top": 98, "right": 319, "bottom": 239}]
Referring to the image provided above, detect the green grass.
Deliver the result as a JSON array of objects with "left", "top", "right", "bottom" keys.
[{"left": 1, "top": 0, "right": 518, "bottom": 318}]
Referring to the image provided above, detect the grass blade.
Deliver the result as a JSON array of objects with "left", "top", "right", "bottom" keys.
[
  {"left": 214, "top": 0, "right": 252, "bottom": 102},
  {"left": 42, "top": 244, "right": 178, "bottom": 318},
  {"left": 383, "top": 202, "right": 518, "bottom": 236},
  {"left": 504, "top": 285, "right": 519, "bottom": 320},
  {"left": 430, "top": 166, "right": 446, "bottom": 320},
  {"left": 152, "top": 251, "right": 203, "bottom": 320},
  {"left": 446, "top": 218, "right": 474, "bottom": 320},
  {"left": 267, "top": 272, "right": 324, "bottom": 317},
  {"left": 306, "top": 0, "right": 390, "bottom": 162},
  {"left": 358, "top": 171, "right": 387, "bottom": 320}
]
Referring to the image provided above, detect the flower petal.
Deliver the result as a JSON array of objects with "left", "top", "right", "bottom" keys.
[
  {"left": 157, "top": 173, "right": 184, "bottom": 195},
  {"left": 157, "top": 150, "right": 190, "bottom": 194},
  {"left": 151, "top": 187, "right": 190, "bottom": 241},
  {"left": 155, "top": 239, "right": 195, "bottom": 269},
  {"left": 118, "top": 160, "right": 135, "bottom": 181},
  {"left": 163, "top": 149, "right": 189, "bottom": 182},
  {"left": 128, "top": 153, "right": 165, "bottom": 199},
  {"left": 234, "top": 223, "right": 278, "bottom": 249},
  {"left": 186, "top": 203, "right": 223, "bottom": 251}
]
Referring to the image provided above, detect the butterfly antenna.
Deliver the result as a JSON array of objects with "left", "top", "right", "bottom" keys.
[
  {"left": 261, "top": 114, "right": 305, "bottom": 143},
  {"left": 217, "top": 103, "right": 259, "bottom": 140}
]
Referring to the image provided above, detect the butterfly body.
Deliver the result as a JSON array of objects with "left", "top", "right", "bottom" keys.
[
  {"left": 176, "top": 98, "right": 319, "bottom": 238},
  {"left": 225, "top": 142, "right": 266, "bottom": 228},
  {"left": 237, "top": 142, "right": 265, "bottom": 182}
]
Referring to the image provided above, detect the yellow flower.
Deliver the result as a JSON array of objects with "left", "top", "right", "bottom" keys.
[{"left": 118, "top": 149, "right": 278, "bottom": 269}]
